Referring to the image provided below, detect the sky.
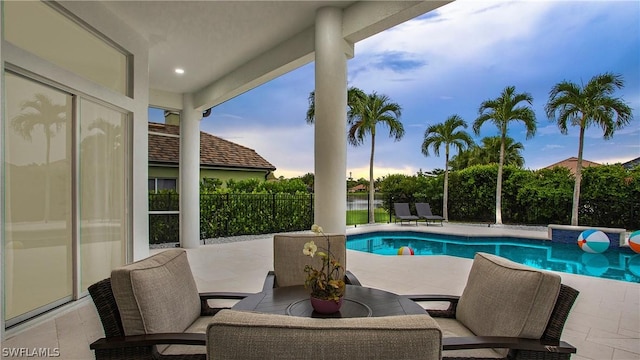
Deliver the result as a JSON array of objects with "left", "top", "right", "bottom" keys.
[{"left": 151, "top": 0, "right": 640, "bottom": 180}]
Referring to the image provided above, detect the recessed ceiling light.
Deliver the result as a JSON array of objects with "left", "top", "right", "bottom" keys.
[{"left": 175, "top": 68, "right": 185, "bottom": 75}]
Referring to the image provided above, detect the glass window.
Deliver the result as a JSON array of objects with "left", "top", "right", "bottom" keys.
[
  {"left": 157, "top": 179, "right": 177, "bottom": 192},
  {"left": 79, "top": 99, "right": 127, "bottom": 290},
  {"left": 4, "top": 72, "right": 73, "bottom": 322},
  {"left": 4, "top": 1, "right": 129, "bottom": 95}
]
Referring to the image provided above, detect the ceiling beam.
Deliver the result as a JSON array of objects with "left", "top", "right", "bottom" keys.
[
  {"left": 194, "top": 26, "right": 318, "bottom": 110},
  {"left": 343, "top": 1, "right": 452, "bottom": 43}
]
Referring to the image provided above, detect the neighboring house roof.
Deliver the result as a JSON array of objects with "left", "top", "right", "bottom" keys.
[
  {"left": 349, "top": 184, "right": 367, "bottom": 192},
  {"left": 148, "top": 122, "right": 276, "bottom": 171},
  {"left": 543, "top": 157, "right": 600, "bottom": 175},
  {"left": 622, "top": 157, "right": 640, "bottom": 169}
]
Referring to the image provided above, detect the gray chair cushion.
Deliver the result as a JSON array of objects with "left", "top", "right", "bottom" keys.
[
  {"left": 159, "top": 316, "right": 214, "bottom": 356},
  {"left": 273, "top": 233, "right": 346, "bottom": 287},
  {"left": 207, "top": 309, "right": 442, "bottom": 360},
  {"left": 110, "top": 249, "right": 201, "bottom": 336},
  {"left": 455, "top": 252, "right": 561, "bottom": 357},
  {"left": 436, "top": 318, "right": 503, "bottom": 359}
]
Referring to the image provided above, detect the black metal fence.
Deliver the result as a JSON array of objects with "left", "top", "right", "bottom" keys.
[
  {"left": 149, "top": 193, "right": 315, "bottom": 244},
  {"left": 150, "top": 192, "right": 394, "bottom": 244}
]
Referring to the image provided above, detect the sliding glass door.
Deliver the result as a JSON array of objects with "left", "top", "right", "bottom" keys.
[
  {"left": 3, "top": 73, "right": 128, "bottom": 325},
  {"left": 4, "top": 73, "right": 74, "bottom": 323},
  {"left": 79, "top": 99, "right": 127, "bottom": 290}
]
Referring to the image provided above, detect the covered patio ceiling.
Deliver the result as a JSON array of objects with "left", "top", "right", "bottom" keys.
[{"left": 99, "top": 1, "right": 450, "bottom": 110}]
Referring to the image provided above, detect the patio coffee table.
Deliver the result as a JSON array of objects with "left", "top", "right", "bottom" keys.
[{"left": 232, "top": 285, "right": 425, "bottom": 318}]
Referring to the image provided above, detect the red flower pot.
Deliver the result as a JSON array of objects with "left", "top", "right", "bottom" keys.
[{"left": 310, "top": 296, "right": 344, "bottom": 314}]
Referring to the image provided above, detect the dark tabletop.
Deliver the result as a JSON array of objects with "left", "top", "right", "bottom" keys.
[{"left": 232, "top": 285, "right": 425, "bottom": 318}]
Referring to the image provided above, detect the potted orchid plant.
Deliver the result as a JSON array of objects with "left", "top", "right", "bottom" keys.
[{"left": 302, "top": 224, "right": 345, "bottom": 313}]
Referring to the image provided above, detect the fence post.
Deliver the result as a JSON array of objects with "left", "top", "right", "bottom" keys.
[
  {"left": 389, "top": 194, "right": 392, "bottom": 223},
  {"left": 310, "top": 193, "right": 314, "bottom": 227},
  {"left": 225, "top": 193, "right": 229, "bottom": 236},
  {"left": 367, "top": 193, "right": 371, "bottom": 224},
  {"left": 272, "top": 193, "right": 277, "bottom": 233}
]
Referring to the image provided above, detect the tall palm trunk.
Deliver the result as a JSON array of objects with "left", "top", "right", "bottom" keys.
[
  {"left": 495, "top": 135, "right": 506, "bottom": 225},
  {"left": 368, "top": 133, "right": 376, "bottom": 224},
  {"left": 443, "top": 145, "right": 449, "bottom": 221},
  {"left": 572, "top": 121, "right": 586, "bottom": 226}
]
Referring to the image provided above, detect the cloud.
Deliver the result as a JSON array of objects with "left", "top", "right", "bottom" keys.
[
  {"left": 537, "top": 125, "right": 562, "bottom": 136},
  {"left": 347, "top": 164, "right": 418, "bottom": 181},
  {"left": 542, "top": 144, "right": 564, "bottom": 151},
  {"left": 202, "top": 122, "right": 315, "bottom": 175},
  {"left": 215, "top": 113, "right": 244, "bottom": 121},
  {"left": 371, "top": 51, "right": 426, "bottom": 73}
]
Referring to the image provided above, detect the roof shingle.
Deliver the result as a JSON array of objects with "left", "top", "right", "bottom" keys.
[{"left": 148, "top": 122, "right": 276, "bottom": 171}]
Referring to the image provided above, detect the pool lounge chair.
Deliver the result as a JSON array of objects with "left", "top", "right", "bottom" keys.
[
  {"left": 406, "top": 252, "right": 579, "bottom": 360},
  {"left": 415, "top": 202, "right": 444, "bottom": 225},
  {"left": 393, "top": 202, "right": 420, "bottom": 225}
]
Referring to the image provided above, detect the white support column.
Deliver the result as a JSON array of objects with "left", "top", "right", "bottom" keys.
[
  {"left": 180, "top": 93, "right": 201, "bottom": 248},
  {"left": 314, "top": 7, "right": 347, "bottom": 234}
]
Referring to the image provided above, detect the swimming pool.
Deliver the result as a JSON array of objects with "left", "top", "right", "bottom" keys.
[{"left": 346, "top": 231, "right": 640, "bottom": 283}]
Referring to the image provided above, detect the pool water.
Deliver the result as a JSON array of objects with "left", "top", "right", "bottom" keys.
[{"left": 347, "top": 231, "right": 640, "bottom": 283}]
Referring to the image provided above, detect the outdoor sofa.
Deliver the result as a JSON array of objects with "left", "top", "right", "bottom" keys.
[
  {"left": 89, "top": 249, "right": 251, "bottom": 360},
  {"left": 407, "top": 252, "right": 579, "bottom": 360},
  {"left": 207, "top": 309, "right": 443, "bottom": 359}
]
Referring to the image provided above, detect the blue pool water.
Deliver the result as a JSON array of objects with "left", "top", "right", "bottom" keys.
[{"left": 346, "top": 231, "right": 640, "bottom": 283}]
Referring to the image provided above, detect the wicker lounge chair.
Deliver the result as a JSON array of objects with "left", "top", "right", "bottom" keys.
[
  {"left": 207, "top": 309, "right": 442, "bottom": 360},
  {"left": 407, "top": 252, "right": 579, "bottom": 360},
  {"left": 263, "top": 233, "right": 361, "bottom": 290},
  {"left": 393, "top": 202, "right": 421, "bottom": 225},
  {"left": 89, "top": 249, "right": 251, "bottom": 360},
  {"left": 415, "top": 202, "right": 444, "bottom": 225}
]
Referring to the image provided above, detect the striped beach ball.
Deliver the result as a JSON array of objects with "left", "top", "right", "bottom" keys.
[
  {"left": 397, "top": 246, "right": 414, "bottom": 255},
  {"left": 577, "top": 229, "right": 610, "bottom": 254},
  {"left": 628, "top": 230, "right": 640, "bottom": 254}
]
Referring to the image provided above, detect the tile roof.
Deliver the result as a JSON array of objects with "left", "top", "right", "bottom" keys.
[
  {"left": 622, "top": 157, "right": 640, "bottom": 169},
  {"left": 543, "top": 157, "right": 600, "bottom": 175},
  {"left": 148, "top": 122, "right": 276, "bottom": 171}
]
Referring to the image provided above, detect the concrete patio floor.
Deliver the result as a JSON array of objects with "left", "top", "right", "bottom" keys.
[{"left": 2, "top": 223, "right": 639, "bottom": 360}]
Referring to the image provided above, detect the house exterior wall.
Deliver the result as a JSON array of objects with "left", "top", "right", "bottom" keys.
[
  {"left": 201, "top": 168, "right": 269, "bottom": 184},
  {"left": 149, "top": 166, "right": 270, "bottom": 188},
  {"left": 1, "top": 1, "right": 149, "bottom": 335}
]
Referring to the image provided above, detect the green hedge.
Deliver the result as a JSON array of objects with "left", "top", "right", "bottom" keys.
[{"left": 378, "top": 164, "right": 639, "bottom": 229}]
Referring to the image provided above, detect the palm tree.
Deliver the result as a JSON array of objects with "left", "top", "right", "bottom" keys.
[
  {"left": 449, "top": 145, "right": 481, "bottom": 170},
  {"left": 545, "top": 73, "right": 633, "bottom": 226},
  {"left": 11, "top": 93, "right": 68, "bottom": 222},
  {"left": 473, "top": 86, "right": 537, "bottom": 225},
  {"left": 306, "top": 88, "right": 404, "bottom": 224},
  {"left": 478, "top": 136, "right": 525, "bottom": 168},
  {"left": 305, "top": 87, "right": 366, "bottom": 124},
  {"left": 421, "top": 115, "right": 473, "bottom": 220},
  {"left": 348, "top": 92, "right": 404, "bottom": 223}
]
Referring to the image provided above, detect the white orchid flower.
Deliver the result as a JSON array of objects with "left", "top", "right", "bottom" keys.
[
  {"left": 303, "top": 241, "right": 317, "bottom": 257},
  {"left": 311, "top": 224, "right": 324, "bottom": 234}
]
